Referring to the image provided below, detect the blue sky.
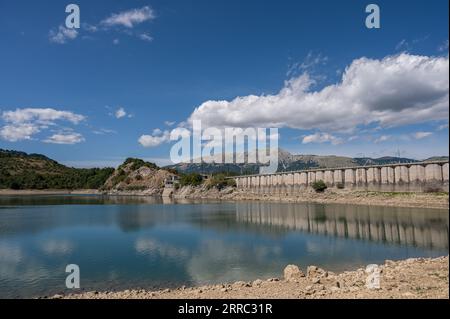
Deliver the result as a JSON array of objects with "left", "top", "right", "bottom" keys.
[{"left": 0, "top": 0, "right": 448, "bottom": 168}]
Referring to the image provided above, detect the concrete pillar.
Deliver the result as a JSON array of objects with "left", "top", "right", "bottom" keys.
[
  {"left": 333, "top": 170, "right": 344, "bottom": 186},
  {"left": 356, "top": 168, "right": 367, "bottom": 185},
  {"left": 344, "top": 169, "right": 356, "bottom": 186},
  {"left": 300, "top": 172, "right": 308, "bottom": 186},
  {"left": 381, "top": 167, "right": 395, "bottom": 184},
  {"left": 409, "top": 164, "right": 425, "bottom": 182},
  {"left": 315, "top": 171, "right": 324, "bottom": 182},
  {"left": 293, "top": 173, "right": 300, "bottom": 185},
  {"left": 425, "top": 164, "right": 443, "bottom": 182},
  {"left": 394, "top": 166, "right": 409, "bottom": 184},
  {"left": 324, "top": 170, "right": 334, "bottom": 185},
  {"left": 278, "top": 174, "right": 283, "bottom": 185},
  {"left": 367, "top": 167, "right": 381, "bottom": 184},
  {"left": 308, "top": 171, "right": 316, "bottom": 185},
  {"left": 443, "top": 163, "right": 449, "bottom": 183}
]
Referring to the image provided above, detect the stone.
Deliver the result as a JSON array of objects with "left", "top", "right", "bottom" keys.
[
  {"left": 316, "top": 284, "right": 325, "bottom": 291},
  {"left": 385, "top": 259, "right": 395, "bottom": 266},
  {"left": 233, "top": 281, "right": 247, "bottom": 287},
  {"left": 307, "top": 265, "right": 327, "bottom": 279},
  {"left": 253, "top": 279, "right": 263, "bottom": 287},
  {"left": 283, "top": 264, "right": 305, "bottom": 282}
]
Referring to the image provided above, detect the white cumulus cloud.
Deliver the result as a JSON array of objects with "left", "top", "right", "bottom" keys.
[
  {"left": 302, "top": 132, "right": 343, "bottom": 145},
  {"left": 139, "top": 33, "right": 153, "bottom": 42},
  {"left": 0, "top": 124, "right": 40, "bottom": 142},
  {"left": 0, "top": 108, "right": 85, "bottom": 143},
  {"left": 374, "top": 135, "right": 391, "bottom": 143},
  {"left": 2, "top": 108, "right": 84, "bottom": 125},
  {"left": 187, "top": 53, "right": 449, "bottom": 134},
  {"left": 413, "top": 131, "right": 433, "bottom": 139},
  {"left": 44, "top": 132, "right": 85, "bottom": 145},
  {"left": 101, "top": 6, "right": 155, "bottom": 28},
  {"left": 138, "top": 129, "right": 170, "bottom": 148},
  {"left": 115, "top": 107, "right": 127, "bottom": 119},
  {"left": 49, "top": 25, "right": 78, "bottom": 44}
]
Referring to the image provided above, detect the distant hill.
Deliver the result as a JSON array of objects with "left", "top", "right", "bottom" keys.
[
  {"left": 166, "top": 148, "right": 448, "bottom": 175},
  {"left": 0, "top": 149, "right": 114, "bottom": 190},
  {"left": 1, "top": 148, "right": 447, "bottom": 190},
  {"left": 102, "top": 158, "right": 177, "bottom": 193}
]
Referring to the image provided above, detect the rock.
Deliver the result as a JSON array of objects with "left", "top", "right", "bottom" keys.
[
  {"left": 307, "top": 265, "right": 327, "bottom": 279},
  {"left": 53, "top": 294, "right": 63, "bottom": 299},
  {"left": 385, "top": 259, "right": 395, "bottom": 266},
  {"left": 304, "top": 285, "right": 315, "bottom": 295},
  {"left": 267, "top": 278, "right": 280, "bottom": 282},
  {"left": 283, "top": 264, "right": 305, "bottom": 282},
  {"left": 221, "top": 288, "right": 229, "bottom": 293},
  {"left": 315, "top": 284, "right": 325, "bottom": 291},
  {"left": 330, "top": 287, "right": 340, "bottom": 292},
  {"left": 233, "top": 281, "right": 247, "bottom": 287},
  {"left": 253, "top": 279, "right": 263, "bottom": 287}
]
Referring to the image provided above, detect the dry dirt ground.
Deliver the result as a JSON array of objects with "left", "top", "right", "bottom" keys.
[
  {"left": 175, "top": 187, "right": 449, "bottom": 210},
  {"left": 2, "top": 188, "right": 448, "bottom": 210},
  {"left": 51, "top": 256, "right": 449, "bottom": 299}
]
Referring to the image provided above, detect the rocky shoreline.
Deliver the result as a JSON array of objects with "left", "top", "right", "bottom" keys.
[
  {"left": 2, "top": 187, "right": 448, "bottom": 209},
  {"left": 49, "top": 256, "right": 449, "bottom": 299},
  {"left": 173, "top": 186, "right": 449, "bottom": 209}
]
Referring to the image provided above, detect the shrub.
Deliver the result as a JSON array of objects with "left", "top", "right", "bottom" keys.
[
  {"left": 335, "top": 182, "right": 345, "bottom": 189},
  {"left": 205, "top": 174, "right": 237, "bottom": 190},
  {"left": 121, "top": 158, "right": 159, "bottom": 171},
  {"left": 180, "top": 173, "right": 203, "bottom": 187},
  {"left": 312, "top": 180, "right": 327, "bottom": 192}
]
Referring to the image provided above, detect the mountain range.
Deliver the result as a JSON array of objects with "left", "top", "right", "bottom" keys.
[
  {"left": 0, "top": 148, "right": 448, "bottom": 190},
  {"left": 166, "top": 148, "right": 449, "bottom": 175}
]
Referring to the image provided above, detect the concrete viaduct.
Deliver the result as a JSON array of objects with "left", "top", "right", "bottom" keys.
[{"left": 233, "top": 161, "right": 449, "bottom": 193}]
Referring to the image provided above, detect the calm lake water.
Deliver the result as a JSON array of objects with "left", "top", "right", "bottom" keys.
[{"left": 0, "top": 195, "right": 448, "bottom": 298}]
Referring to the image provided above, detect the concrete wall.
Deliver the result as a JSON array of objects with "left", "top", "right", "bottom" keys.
[{"left": 234, "top": 161, "right": 449, "bottom": 193}]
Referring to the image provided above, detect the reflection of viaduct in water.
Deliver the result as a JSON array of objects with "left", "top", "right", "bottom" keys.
[
  {"left": 235, "top": 202, "right": 449, "bottom": 250},
  {"left": 234, "top": 161, "right": 449, "bottom": 193}
]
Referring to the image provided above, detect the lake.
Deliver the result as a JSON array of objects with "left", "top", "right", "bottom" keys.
[{"left": 0, "top": 195, "right": 448, "bottom": 298}]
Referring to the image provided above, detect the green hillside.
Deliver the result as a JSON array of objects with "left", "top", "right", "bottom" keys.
[{"left": 0, "top": 149, "right": 114, "bottom": 190}]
